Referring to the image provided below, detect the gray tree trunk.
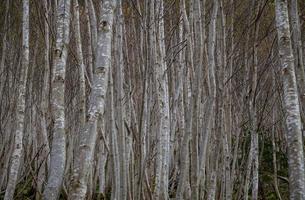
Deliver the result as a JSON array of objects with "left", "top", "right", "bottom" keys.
[
  {"left": 275, "top": 0, "right": 305, "bottom": 199},
  {"left": 4, "top": 0, "right": 29, "bottom": 199},
  {"left": 290, "top": 0, "right": 305, "bottom": 128},
  {"left": 43, "top": 0, "right": 71, "bottom": 199},
  {"left": 154, "top": 0, "right": 170, "bottom": 199},
  {"left": 69, "top": 1, "right": 116, "bottom": 199},
  {"left": 176, "top": 0, "right": 193, "bottom": 199},
  {"left": 113, "top": 1, "right": 127, "bottom": 199},
  {"left": 36, "top": 0, "right": 51, "bottom": 198}
]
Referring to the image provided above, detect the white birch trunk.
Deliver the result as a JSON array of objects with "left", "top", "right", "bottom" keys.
[
  {"left": 290, "top": 0, "right": 305, "bottom": 119},
  {"left": 159, "top": 0, "right": 170, "bottom": 198},
  {"left": 43, "top": 0, "right": 71, "bottom": 199},
  {"left": 69, "top": 1, "right": 116, "bottom": 199},
  {"left": 250, "top": 2, "right": 262, "bottom": 198},
  {"left": 4, "top": 0, "right": 29, "bottom": 199},
  {"left": 275, "top": 0, "right": 305, "bottom": 199}
]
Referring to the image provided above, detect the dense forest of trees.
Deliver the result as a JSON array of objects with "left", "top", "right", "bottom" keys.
[{"left": 0, "top": 0, "right": 305, "bottom": 199}]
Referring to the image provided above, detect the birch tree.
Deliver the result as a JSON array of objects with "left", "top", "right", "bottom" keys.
[
  {"left": 43, "top": 0, "right": 71, "bottom": 199},
  {"left": 0, "top": 0, "right": 304, "bottom": 199},
  {"left": 275, "top": 0, "right": 305, "bottom": 199},
  {"left": 4, "top": 0, "right": 29, "bottom": 199},
  {"left": 73, "top": 0, "right": 86, "bottom": 139},
  {"left": 154, "top": 0, "right": 171, "bottom": 199},
  {"left": 206, "top": 1, "right": 218, "bottom": 198},
  {"left": 114, "top": 1, "right": 127, "bottom": 199},
  {"left": 290, "top": 0, "right": 305, "bottom": 127},
  {"left": 69, "top": 0, "right": 116, "bottom": 199}
]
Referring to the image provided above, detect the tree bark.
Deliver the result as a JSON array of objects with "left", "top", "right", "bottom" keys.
[
  {"left": 275, "top": 0, "right": 305, "bottom": 199},
  {"left": 4, "top": 0, "right": 29, "bottom": 199},
  {"left": 176, "top": 0, "right": 193, "bottom": 199},
  {"left": 73, "top": 0, "right": 86, "bottom": 139},
  {"left": 36, "top": 0, "right": 51, "bottom": 198},
  {"left": 114, "top": 1, "right": 127, "bottom": 199},
  {"left": 43, "top": 0, "right": 71, "bottom": 199},
  {"left": 290, "top": 0, "right": 305, "bottom": 128},
  {"left": 69, "top": 1, "right": 116, "bottom": 199},
  {"left": 154, "top": 0, "right": 170, "bottom": 199}
]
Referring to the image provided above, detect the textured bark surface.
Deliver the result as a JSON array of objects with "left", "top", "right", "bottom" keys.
[
  {"left": 69, "top": 0, "right": 116, "bottom": 199},
  {"left": 176, "top": 0, "right": 192, "bottom": 199},
  {"left": 290, "top": 0, "right": 305, "bottom": 121},
  {"left": 4, "top": 0, "right": 29, "bottom": 199},
  {"left": 154, "top": 0, "right": 171, "bottom": 199},
  {"left": 43, "top": 0, "right": 71, "bottom": 199},
  {"left": 114, "top": 1, "right": 127, "bottom": 199},
  {"left": 275, "top": 0, "right": 305, "bottom": 199},
  {"left": 1, "top": 0, "right": 305, "bottom": 199},
  {"left": 206, "top": 1, "right": 218, "bottom": 199},
  {"left": 36, "top": 0, "right": 51, "bottom": 197},
  {"left": 73, "top": 0, "right": 86, "bottom": 137}
]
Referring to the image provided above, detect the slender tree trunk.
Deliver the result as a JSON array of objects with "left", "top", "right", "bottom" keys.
[
  {"left": 244, "top": 1, "right": 254, "bottom": 197},
  {"left": 4, "top": 0, "right": 29, "bottom": 199},
  {"left": 69, "top": 1, "right": 116, "bottom": 199},
  {"left": 250, "top": 2, "right": 262, "bottom": 198},
  {"left": 36, "top": 0, "right": 51, "bottom": 198},
  {"left": 176, "top": 0, "right": 193, "bottom": 199},
  {"left": 0, "top": 0, "right": 9, "bottom": 78},
  {"left": 271, "top": 68, "right": 282, "bottom": 200},
  {"left": 205, "top": 1, "right": 218, "bottom": 198},
  {"left": 190, "top": 0, "right": 203, "bottom": 199},
  {"left": 43, "top": 0, "right": 71, "bottom": 199},
  {"left": 114, "top": 1, "right": 127, "bottom": 199},
  {"left": 84, "top": 0, "right": 93, "bottom": 83},
  {"left": 68, "top": 0, "right": 87, "bottom": 193},
  {"left": 73, "top": 0, "right": 86, "bottom": 139},
  {"left": 219, "top": 1, "right": 231, "bottom": 199},
  {"left": 290, "top": 0, "right": 305, "bottom": 123},
  {"left": 87, "top": 0, "right": 97, "bottom": 65},
  {"left": 275, "top": 0, "right": 305, "bottom": 199},
  {"left": 109, "top": 63, "right": 121, "bottom": 200},
  {"left": 154, "top": 0, "right": 170, "bottom": 199}
]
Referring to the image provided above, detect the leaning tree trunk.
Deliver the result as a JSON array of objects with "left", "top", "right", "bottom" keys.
[
  {"left": 43, "top": 0, "right": 71, "bottom": 199},
  {"left": 275, "top": 0, "right": 305, "bottom": 199},
  {"left": 4, "top": 0, "right": 29, "bottom": 199},
  {"left": 69, "top": 1, "right": 116, "bottom": 199}
]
